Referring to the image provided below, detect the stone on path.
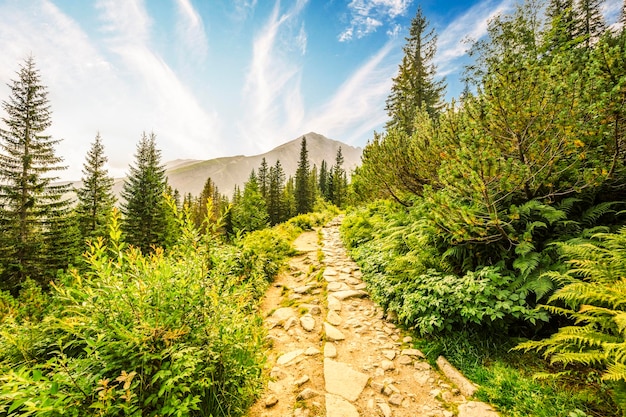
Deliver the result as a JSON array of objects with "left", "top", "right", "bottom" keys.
[
  {"left": 327, "top": 295, "right": 342, "bottom": 311},
  {"left": 458, "top": 401, "right": 500, "bottom": 417},
  {"left": 296, "top": 388, "right": 319, "bottom": 400},
  {"left": 276, "top": 349, "right": 304, "bottom": 365},
  {"left": 326, "top": 310, "right": 342, "bottom": 326},
  {"left": 294, "top": 375, "right": 310, "bottom": 386},
  {"left": 324, "top": 359, "right": 369, "bottom": 402},
  {"left": 325, "top": 394, "right": 360, "bottom": 417},
  {"left": 377, "top": 401, "right": 392, "bottom": 417},
  {"left": 324, "top": 342, "right": 337, "bottom": 358},
  {"left": 436, "top": 356, "right": 478, "bottom": 397},
  {"left": 324, "top": 322, "right": 346, "bottom": 341},
  {"left": 332, "top": 290, "right": 368, "bottom": 301},
  {"left": 264, "top": 394, "right": 278, "bottom": 408},
  {"left": 269, "top": 307, "right": 296, "bottom": 327},
  {"left": 304, "top": 346, "right": 320, "bottom": 356},
  {"left": 300, "top": 314, "right": 315, "bottom": 332},
  {"left": 328, "top": 282, "right": 351, "bottom": 292},
  {"left": 382, "top": 349, "right": 396, "bottom": 360},
  {"left": 381, "top": 360, "right": 395, "bottom": 371},
  {"left": 402, "top": 348, "right": 425, "bottom": 358}
]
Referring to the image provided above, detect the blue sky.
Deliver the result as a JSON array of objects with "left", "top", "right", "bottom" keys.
[{"left": 0, "top": 0, "right": 622, "bottom": 181}]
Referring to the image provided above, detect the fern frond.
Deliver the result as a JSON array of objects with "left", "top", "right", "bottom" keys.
[
  {"left": 526, "top": 274, "right": 555, "bottom": 301},
  {"left": 581, "top": 202, "right": 617, "bottom": 227},
  {"left": 513, "top": 252, "right": 541, "bottom": 276},
  {"left": 550, "top": 351, "right": 607, "bottom": 367},
  {"left": 604, "top": 362, "right": 626, "bottom": 382}
]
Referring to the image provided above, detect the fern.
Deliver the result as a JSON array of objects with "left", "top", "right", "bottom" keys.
[{"left": 515, "top": 228, "right": 626, "bottom": 413}]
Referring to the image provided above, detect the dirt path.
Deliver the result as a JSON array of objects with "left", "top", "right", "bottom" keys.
[{"left": 248, "top": 217, "right": 499, "bottom": 417}]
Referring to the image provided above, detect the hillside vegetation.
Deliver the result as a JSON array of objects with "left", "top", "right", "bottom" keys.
[{"left": 345, "top": 1, "right": 626, "bottom": 416}]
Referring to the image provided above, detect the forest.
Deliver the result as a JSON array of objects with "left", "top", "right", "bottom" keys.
[{"left": 1, "top": 0, "right": 626, "bottom": 415}]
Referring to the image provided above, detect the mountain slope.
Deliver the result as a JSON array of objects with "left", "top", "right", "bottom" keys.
[{"left": 111, "top": 132, "right": 362, "bottom": 199}]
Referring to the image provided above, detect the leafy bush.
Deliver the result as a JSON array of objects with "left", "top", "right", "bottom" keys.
[{"left": 0, "top": 207, "right": 288, "bottom": 416}]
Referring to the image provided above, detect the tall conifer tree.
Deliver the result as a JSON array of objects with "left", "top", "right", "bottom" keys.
[
  {"left": 0, "top": 57, "right": 75, "bottom": 289},
  {"left": 75, "top": 132, "right": 115, "bottom": 241},
  {"left": 120, "top": 132, "right": 169, "bottom": 253},
  {"left": 295, "top": 136, "right": 312, "bottom": 214},
  {"left": 385, "top": 7, "right": 446, "bottom": 134},
  {"left": 267, "top": 160, "right": 285, "bottom": 225}
]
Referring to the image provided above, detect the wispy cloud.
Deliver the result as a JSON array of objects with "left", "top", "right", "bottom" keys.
[
  {"left": 240, "top": 0, "right": 309, "bottom": 151},
  {"left": 339, "top": 0, "right": 412, "bottom": 42},
  {"left": 434, "top": 0, "right": 515, "bottom": 76},
  {"left": 306, "top": 41, "right": 398, "bottom": 144},
  {"left": 95, "top": 0, "right": 220, "bottom": 171},
  {"left": 174, "top": 0, "right": 209, "bottom": 60},
  {"left": 232, "top": 0, "right": 258, "bottom": 22}
]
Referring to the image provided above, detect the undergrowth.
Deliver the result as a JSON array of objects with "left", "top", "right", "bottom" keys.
[{"left": 0, "top": 205, "right": 333, "bottom": 416}]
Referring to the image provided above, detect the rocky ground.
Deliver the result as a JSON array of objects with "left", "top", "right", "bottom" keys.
[{"left": 248, "top": 217, "right": 499, "bottom": 417}]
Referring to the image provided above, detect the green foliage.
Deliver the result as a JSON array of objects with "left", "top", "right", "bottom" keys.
[
  {"left": 75, "top": 133, "right": 116, "bottom": 241},
  {"left": 120, "top": 132, "right": 174, "bottom": 253},
  {"left": 0, "top": 202, "right": 294, "bottom": 416},
  {"left": 0, "top": 57, "right": 76, "bottom": 290},
  {"left": 295, "top": 137, "right": 313, "bottom": 215},
  {"left": 516, "top": 228, "right": 626, "bottom": 414},
  {"left": 232, "top": 171, "right": 269, "bottom": 234},
  {"left": 416, "top": 330, "right": 618, "bottom": 416}
]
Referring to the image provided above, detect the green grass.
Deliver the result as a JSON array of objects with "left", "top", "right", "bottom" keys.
[{"left": 414, "top": 331, "right": 618, "bottom": 417}]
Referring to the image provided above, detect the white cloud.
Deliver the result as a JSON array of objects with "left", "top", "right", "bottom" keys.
[
  {"left": 232, "top": 0, "right": 258, "bottom": 21},
  {"left": 95, "top": 0, "right": 221, "bottom": 174},
  {"left": 305, "top": 41, "right": 398, "bottom": 145},
  {"left": 339, "top": 0, "right": 411, "bottom": 41},
  {"left": 240, "top": 0, "right": 309, "bottom": 151},
  {"left": 174, "top": 0, "right": 209, "bottom": 60},
  {"left": 434, "top": 0, "right": 516, "bottom": 76}
]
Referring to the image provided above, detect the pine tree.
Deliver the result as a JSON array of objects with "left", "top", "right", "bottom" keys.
[
  {"left": 232, "top": 170, "right": 269, "bottom": 233},
  {"left": 267, "top": 160, "right": 285, "bottom": 225},
  {"left": 0, "top": 57, "right": 76, "bottom": 289},
  {"left": 575, "top": 0, "right": 606, "bottom": 47},
  {"left": 295, "top": 136, "right": 312, "bottom": 214},
  {"left": 283, "top": 177, "right": 297, "bottom": 220},
  {"left": 193, "top": 177, "right": 221, "bottom": 232},
  {"left": 120, "top": 132, "right": 169, "bottom": 253},
  {"left": 385, "top": 6, "right": 446, "bottom": 134},
  {"left": 75, "top": 132, "right": 115, "bottom": 241},
  {"left": 329, "top": 147, "right": 347, "bottom": 208},
  {"left": 545, "top": 0, "right": 578, "bottom": 49},
  {"left": 319, "top": 160, "right": 329, "bottom": 200},
  {"left": 258, "top": 157, "right": 269, "bottom": 201}
]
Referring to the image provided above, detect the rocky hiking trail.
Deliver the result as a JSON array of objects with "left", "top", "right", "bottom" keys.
[{"left": 248, "top": 217, "right": 500, "bottom": 417}]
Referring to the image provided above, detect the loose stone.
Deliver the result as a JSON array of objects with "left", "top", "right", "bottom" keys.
[
  {"left": 324, "top": 322, "right": 346, "bottom": 341},
  {"left": 300, "top": 314, "right": 315, "bottom": 332},
  {"left": 276, "top": 349, "right": 304, "bottom": 365},
  {"left": 398, "top": 355, "right": 413, "bottom": 365},
  {"left": 402, "top": 348, "right": 426, "bottom": 358},
  {"left": 381, "top": 360, "right": 395, "bottom": 371},
  {"left": 304, "top": 346, "right": 320, "bottom": 356},
  {"left": 389, "top": 393, "right": 403, "bottom": 406},
  {"left": 382, "top": 349, "right": 396, "bottom": 360},
  {"left": 326, "top": 310, "right": 342, "bottom": 326},
  {"left": 325, "top": 394, "right": 360, "bottom": 417},
  {"left": 294, "top": 375, "right": 310, "bottom": 386},
  {"left": 324, "top": 342, "right": 337, "bottom": 358},
  {"left": 378, "top": 401, "right": 393, "bottom": 417},
  {"left": 264, "top": 394, "right": 278, "bottom": 408},
  {"left": 296, "top": 388, "right": 319, "bottom": 400}
]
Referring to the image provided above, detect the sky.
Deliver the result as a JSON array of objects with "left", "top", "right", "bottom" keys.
[{"left": 0, "top": 0, "right": 622, "bottom": 181}]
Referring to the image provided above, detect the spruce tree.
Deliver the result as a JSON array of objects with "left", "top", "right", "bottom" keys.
[
  {"left": 232, "top": 170, "right": 269, "bottom": 233},
  {"left": 545, "top": 0, "right": 577, "bottom": 49},
  {"left": 575, "top": 0, "right": 606, "bottom": 47},
  {"left": 295, "top": 136, "right": 312, "bottom": 214},
  {"left": 0, "top": 57, "right": 76, "bottom": 289},
  {"left": 267, "top": 160, "right": 285, "bottom": 225},
  {"left": 75, "top": 132, "right": 115, "bottom": 241},
  {"left": 258, "top": 157, "right": 269, "bottom": 201},
  {"left": 385, "top": 6, "right": 446, "bottom": 134},
  {"left": 319, "top": 160, "right": 329, "bottom": 200},
  {"left": 329, "top": 147, "right": 347, "bottom": 208},
  {"left": 120, "top": 132, "right": 169, "bottom": 253}
]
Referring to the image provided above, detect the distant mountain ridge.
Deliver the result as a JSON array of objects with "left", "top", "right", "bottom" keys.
[{"left": 109, "top": 132, "right": 362, "bottom": 199}]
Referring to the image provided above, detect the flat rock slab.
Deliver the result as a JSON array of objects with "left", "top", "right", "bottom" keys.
[
  {"left": 332, "top": 290, "right": 368, "bottom": 300},
  {"left": 328, "top": 295, "right": 342, "bottom": 311},
  {"left": 458, "top": 401, "right": 500, "bottom": 417},
  {"left": 325, "top": 394, "right": 360, "bottom": 417},
  {"left": 276, "top": 349, "right": 304, "bottom": 365},
  {"left": 326, "top": 310, "right": 343, "bottom": 326},
  {"left": 328, "top": 282, "right": 351, "bottom": 292},
  {"left": 324, "top": 322, "right": 346, "bottom": 341},
  {"left": 436, "top": 356, "right": 478, "bottom": 397},
  {"left": 324, "top": 359, "right": 369, "bottom": 401},
  {"left": 270, "top": 307, "right": 297, "bottom": 326},
  {"left": 324, "top": 342, "right": 337, "bottom": 358}
]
